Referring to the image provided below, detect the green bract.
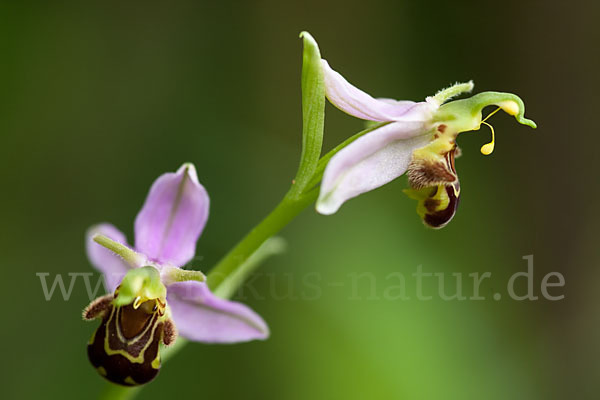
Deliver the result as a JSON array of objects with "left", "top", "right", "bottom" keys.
[{"left": 289, "top": 31, "right": 326, "bottom": 198}]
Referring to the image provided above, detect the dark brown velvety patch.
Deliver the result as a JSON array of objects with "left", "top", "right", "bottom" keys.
[
  {"left": 408, "top": 159, "right": 456, "bottom": 189},
  {"left": 424, "top": 185, "right": 460, "bottom": 229},
  {"left": 424, "top": 197, "right": 441, "bottom": 212},
  {"left": 88, "top": 304, "right": 164, "bottom": 386},
  {"left": 119, "top": 303, "right": 154, "bottom": 339}
]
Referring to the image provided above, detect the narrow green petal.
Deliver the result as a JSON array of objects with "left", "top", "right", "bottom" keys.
[{"left": 430, "top": 81, "right": 474, "bottom": 105}]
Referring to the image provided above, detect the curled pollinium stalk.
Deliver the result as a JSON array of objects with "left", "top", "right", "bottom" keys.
[{"left": 83, "top": 164, "right": 269, "bottom": 386}]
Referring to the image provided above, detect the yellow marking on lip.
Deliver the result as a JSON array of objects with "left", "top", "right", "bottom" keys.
[
  {"left": 115, "top": 306, "right": 158, "bottom": 346},
  {"left": 97, "top": 366, "right": 107, "bottom": 377},
  {"left": 429, "top": 185, "right": 450, "bottom": 212},
  {"left": 88, "top": 329, "right": 97, "bottom": 345},
  {"left": 103, "top": 307, "right": 156, "bottom": 364},
  {"left": 124, "top": 376, "right": 137, "bottom": 385},
  {"left": 151, "top": 355, "right": 161, "bottom": 370}
]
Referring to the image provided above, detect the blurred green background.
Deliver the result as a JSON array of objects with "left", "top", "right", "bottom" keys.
[{"left": 1, "top": 1, "right": 598, "bottom": 399}]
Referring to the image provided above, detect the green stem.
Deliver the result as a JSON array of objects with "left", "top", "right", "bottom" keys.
[
  {"left": 206, "top": 189, "right": 318, "bottom": 290},
  {"left": 213, "top": 236, "right": 287, "bottom": 299}
]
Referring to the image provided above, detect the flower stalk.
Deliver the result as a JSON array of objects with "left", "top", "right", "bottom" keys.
[{"left": 207, "top": 189, "right": 318, "bottom": 290}]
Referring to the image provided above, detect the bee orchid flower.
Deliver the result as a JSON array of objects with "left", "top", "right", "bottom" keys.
[
  {"left": 83, "top": 163, "right": 269, "bottom": 386},
  {"left": 316, "top": 60, "right": 536, "bottom": 228}
]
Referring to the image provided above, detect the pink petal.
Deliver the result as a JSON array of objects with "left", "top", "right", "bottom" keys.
[
  {"left": 322, "top": 59, "right": 420, "bottom": 121},
  {"left": 86, "top": 224, "right": 132, "bottom": 293},
  {"left": 317, "top": 121, "right": 433, "bottom": 214},
  {"left": 134, "top": 164, "right": 209, "bottom": 266},
  {"left": 167, "top": 281, "right": 269, "bottom": 343}
]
